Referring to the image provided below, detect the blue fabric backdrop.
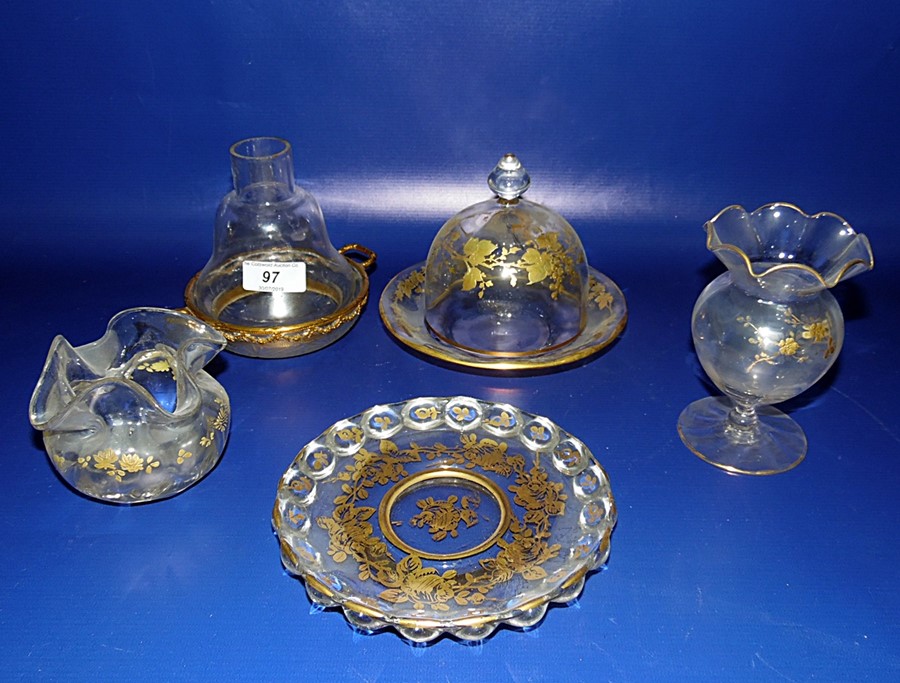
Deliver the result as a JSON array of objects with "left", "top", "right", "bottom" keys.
[{"left": 3, "top": 2, "right": 898, "bottom": 680}]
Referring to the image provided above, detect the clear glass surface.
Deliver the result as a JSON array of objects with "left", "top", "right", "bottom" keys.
[
  {"left": 29, "top": 308, "right": 230, "bottom": 502},
  {"left": 381, "top": 154, "right": 627, "bottom": 368},
  {"left": 185, "top": 137, "right": 374, "bottom": 358},
  {"left": 678, "top": 203, "right": 874, "bottom": 475},
  {"left": 381, "top": 264, "right": 626, "bottom": 370},
  {"left": 424, "top": 154, "right": 589, "bottom": 356},
  {"left": 273, "top": 396, "right": 617, "bottom": 642}
]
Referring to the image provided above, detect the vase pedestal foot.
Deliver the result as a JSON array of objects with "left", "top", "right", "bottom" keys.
[{"left": 677, "top": 397, "right": 807, "bottom": 475}]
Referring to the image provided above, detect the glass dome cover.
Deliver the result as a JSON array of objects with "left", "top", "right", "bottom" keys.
[
  {"left": 424, "top": 154, "right": 588, "bottom": 356},
  {"left": 380, "top": 154, "right": 627, "bottom": 369}
]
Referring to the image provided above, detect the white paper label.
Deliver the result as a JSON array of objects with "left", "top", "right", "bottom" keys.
[{"left": 242, "top": 260, "right": 307, "bottom": 293}]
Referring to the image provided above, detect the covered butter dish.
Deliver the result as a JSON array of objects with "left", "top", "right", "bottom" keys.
[{"left": 380, "top": 154, "right": 626, "bottom": 370}]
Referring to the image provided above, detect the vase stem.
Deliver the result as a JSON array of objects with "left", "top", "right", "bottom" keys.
[{"left": 725, "top": 400, "right": 760, "bottom": 444}]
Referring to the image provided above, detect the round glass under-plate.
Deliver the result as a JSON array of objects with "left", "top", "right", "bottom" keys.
[
  {"left": 273, "top": 396, "right": 617, "bottom": 642},
  {"left": 379, "top": 264, "right": 627, "bottom": 370},
  {"left": 677, "top": 396, "right": 807, "bottom": 475}
]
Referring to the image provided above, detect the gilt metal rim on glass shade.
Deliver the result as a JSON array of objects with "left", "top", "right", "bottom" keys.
[
  {"left": 183, "top": 245, "right": 375, "bottom": 350},
  {"left": 705, "top": 202, "right": 874, "bottom": 288},
  {"left": 379, "top": 264, "right": 627, "bottom": 370},
  {"left": 272, "top": 396, "right": 617, "bottom": 642}
]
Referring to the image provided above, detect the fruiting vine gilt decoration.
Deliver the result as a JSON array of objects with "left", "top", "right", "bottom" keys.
[
  {"left": 391, "top": 266, "right": 612, "bottom": 313},
  {"left": 389, "top": 268, "right": 426, "bottom": 336},
  {"left": 589, "top": 279, "right": 614, "bottom": 310},
  {"left": 457, "top": 233, "right": 582, "bottom": 300}
]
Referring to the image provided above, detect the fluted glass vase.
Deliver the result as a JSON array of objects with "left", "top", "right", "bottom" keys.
[{"left": 677, "top": 203, "right": 874, "bottom": 475}]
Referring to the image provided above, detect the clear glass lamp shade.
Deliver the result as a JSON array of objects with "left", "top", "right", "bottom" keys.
[{"left": 184, "top": 137, "right": 375, "bottom": 358}]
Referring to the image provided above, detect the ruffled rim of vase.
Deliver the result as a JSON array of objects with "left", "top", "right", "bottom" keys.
[
  {"left": 705, "top": 202, "right": 874, "bottom": 289},
  {"left": 29, "top": 307, "right": 227, "bottom": 429}
]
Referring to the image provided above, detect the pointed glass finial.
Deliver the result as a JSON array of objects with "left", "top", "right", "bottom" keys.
[{"left": 487, "top": 153, "right": 531, "bottom": 200}]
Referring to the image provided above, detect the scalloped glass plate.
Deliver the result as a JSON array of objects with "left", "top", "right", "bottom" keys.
[
  {"left": 273, "top": 396, "right": 617, "bottom": 642},
  {"left": 379, "top": 265, "right": 627, "bottom": 370}
]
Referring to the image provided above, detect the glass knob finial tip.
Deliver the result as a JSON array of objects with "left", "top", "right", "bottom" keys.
[{"left": 487, "top": 153, "right": 531, "bottom": 200}]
